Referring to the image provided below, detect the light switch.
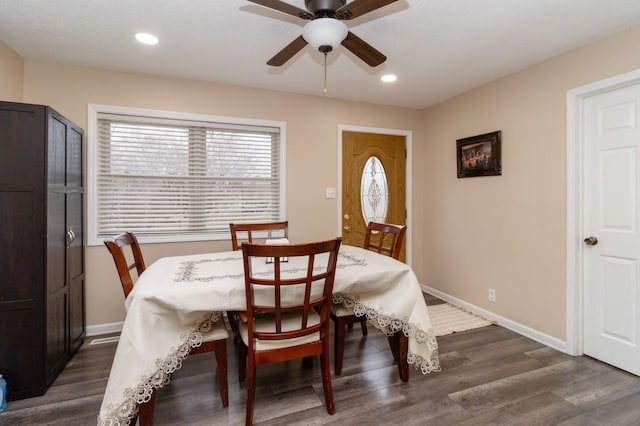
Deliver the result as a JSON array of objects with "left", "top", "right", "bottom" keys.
[{"left": 325, "top": 187, "right": 336, "bottom": 199}]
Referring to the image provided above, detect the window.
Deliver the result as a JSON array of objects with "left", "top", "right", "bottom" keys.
[
  {"left": 87, "top": 105, "right": 285, "bottom": 245},
  {"left": 360, "top": 156, "right": 388, "bottom": 224}
]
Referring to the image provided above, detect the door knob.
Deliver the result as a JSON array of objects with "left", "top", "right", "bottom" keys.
[
  {"left": 584, "top": 236, "right": 598, "bottom": 246},
  {"left": 343, "top": 214, "right": 350, "bottom": 220},
  {"left": 343, "top": 225, "right": 351, "bottom": 232}
]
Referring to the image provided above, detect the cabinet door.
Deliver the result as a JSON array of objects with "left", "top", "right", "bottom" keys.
[
  {"left": 0, "top": 102, "right": 46, "bottom": 399},
  {"left": 46, "top": 190, "right": 68, "bottom": 379},
  {"left": 45, "top": 113, "right": 69, "bottom": 381},
  {"left": 67, "top": 123, "right": 85, "bottom": 351},
  {"left": 67, "top": 190, "right": 84, "bottom": 350},
  {"left": 0, "top": 191, "right": 43, "bottom": 399},
  {"left": 48, "top": 114, "right": 66, "bottom": 186},
  {"left": 67, "top": 125, "right": 83, "bottom": 188}
]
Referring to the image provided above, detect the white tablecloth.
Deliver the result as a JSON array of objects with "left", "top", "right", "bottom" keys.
[{"left": 98, "top": 245, "right": 440, "bottom": 425}]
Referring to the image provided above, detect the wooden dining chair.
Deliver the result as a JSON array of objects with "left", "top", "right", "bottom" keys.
[
  {"left": 237, "top": 238, "right": 342, "bottom": 426},
  {"left": 229, "top": 221, "right": 289, "bottom": 251},
  {"left": 331, "top": 221, "right": 407, "bottom": 376},
  {"left": 104, "top": 231, "right": 229, "bottom": 425},
  {"left": 228, "top": 221, "right": 289, "bottom": 343}
]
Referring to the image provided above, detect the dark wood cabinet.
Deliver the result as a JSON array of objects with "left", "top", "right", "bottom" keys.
[{"left": 0, "top": 101, "right": 85, "bottom": 400}]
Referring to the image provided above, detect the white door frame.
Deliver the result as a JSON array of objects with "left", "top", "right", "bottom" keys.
[
  {"left": 566, "top": 68, "right": 640, "bottom": 356},
  {"left": 337, "top": 124, "right": 413, "bottom": 266}
]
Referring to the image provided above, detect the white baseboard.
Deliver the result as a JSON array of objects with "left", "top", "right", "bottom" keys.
[
  {"left": 422, "top": 285, "right": 567, "bottom": 354},
  {"left": 86, "top": 311, "right": 232, "bottom": 337},
  {"left": 86, "top": 321, "right": 123, "bottom": 337},
  {"left": 87, "top": 290, "right": 568, "bottom": 354}
]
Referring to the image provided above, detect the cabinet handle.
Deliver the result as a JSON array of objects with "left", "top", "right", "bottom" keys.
[{"left": 66, "top": 227, "right": 75, "bottom": 247}]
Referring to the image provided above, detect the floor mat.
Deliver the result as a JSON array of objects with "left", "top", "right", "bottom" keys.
[{"left": 429, "top": 303, "right": 493, "bottom": 336}]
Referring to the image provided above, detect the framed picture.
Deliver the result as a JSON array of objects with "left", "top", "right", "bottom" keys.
[{"left": 456, "top": 130, "right": 502, "bottom": 178}]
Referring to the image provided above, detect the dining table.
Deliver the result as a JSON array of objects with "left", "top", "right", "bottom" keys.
[{"left": 98, "top": 244, "right": 441, "bottom": 425}]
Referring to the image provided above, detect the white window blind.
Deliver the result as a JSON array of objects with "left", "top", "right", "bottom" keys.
[{"left": 94, "top": 112, "right": 283, "bottom": 242}]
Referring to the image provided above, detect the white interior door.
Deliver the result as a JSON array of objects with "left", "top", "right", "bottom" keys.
[{"left": 583, "top": 82, "right": 640, "bottom": 375}]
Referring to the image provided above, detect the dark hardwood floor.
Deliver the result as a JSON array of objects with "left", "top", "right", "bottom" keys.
[{"left": 2, "top": 294, "right": 640, "bottom": 425}]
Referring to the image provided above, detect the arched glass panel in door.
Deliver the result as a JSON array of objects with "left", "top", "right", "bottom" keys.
[{"left": 360, "top": 156, "right": 388, "bottom": 224}]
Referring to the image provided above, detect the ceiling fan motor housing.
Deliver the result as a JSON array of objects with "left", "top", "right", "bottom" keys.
[
  {"left": 306, "top": 0, "right": 346, "bottom": 17},
  {"left": 253, "top": 0, "right": 392, "bottom": 67}
]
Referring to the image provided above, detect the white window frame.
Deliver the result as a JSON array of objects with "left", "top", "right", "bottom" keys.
[{"left": 87, "top": 104, "right": 286, "bottom": 246}]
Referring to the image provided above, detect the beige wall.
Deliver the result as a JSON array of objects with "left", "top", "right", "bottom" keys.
[
  {"left": 419, "top": 25, "right": 640, "bottom": 340},
  {"left": 22, "top": 62, "right": 423, "bottom": 326},
  {"left": 0, "top": 41, "right": 24, "bottom": 101},
  {"left": 15, "top": 24, "right": 640, "bottom": 340}
]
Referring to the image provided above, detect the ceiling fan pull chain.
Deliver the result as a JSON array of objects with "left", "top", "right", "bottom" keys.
[{"left": 323, "top": 52, "right": 328, "bottom": 95}]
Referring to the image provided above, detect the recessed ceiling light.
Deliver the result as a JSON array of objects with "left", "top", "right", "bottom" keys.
[
  {"left": 135, "top": 33, "right": 158, "bottom": 45},
  {"left": 381, "top": 74, "right": 397, "bottom": 83}
]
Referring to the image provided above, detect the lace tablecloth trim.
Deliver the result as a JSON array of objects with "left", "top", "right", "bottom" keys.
[
  {"left": 332, "top": 294, "right": 441, "bottom": 374},
  {"left": 97, "top": 311, "right": 223, "bottom": 426}
]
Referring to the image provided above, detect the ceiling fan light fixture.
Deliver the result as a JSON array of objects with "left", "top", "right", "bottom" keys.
[{"left": 302, "top": 18, "right": 348, "bottom": 51}]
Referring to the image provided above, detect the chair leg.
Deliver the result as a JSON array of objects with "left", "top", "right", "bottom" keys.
[
  {"left": 245, "top": 353, "right": 257, "bottom": 426},
  {"left": 397, "top": 333, "right": 409, "bottom": 382},
  {"left": 320, "top": 342, "right": 336, "bottom": 415},
  {"left": 227, "top": 311, "right": 240, "bottom": 345},
  {"left": 334, "top": 317, "right": 346, "bottom": 376},
  {"left": 137, "top": 392, "right": 156, "bottom": 426},
  {"left": 387, "top": 333, "right": 400, "bottom": 364},
  {"left": 387, "top": 333, "right": 409, "bottom": 382},
  {"left": 360, "top": 320, "right": 368, "bottom": 336},
  {"left": 238, "top": 341, "right": 247, "bottom": 382},
  {"left": 214, "top": 339, "right": 229, "bottom": 407},
  {"left": 302, "top": 356, "right": 314, "bottom": 369}
]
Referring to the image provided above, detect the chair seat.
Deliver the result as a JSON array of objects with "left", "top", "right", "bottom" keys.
[
  {"left": 239, "top": 311, "right": 321, "bottom": 351},
  {"left": 202, "top": 320, "right": 230, "bottom": 342},
  {"left": 331, "top": 304, "right": 363, "bottom": 318}
]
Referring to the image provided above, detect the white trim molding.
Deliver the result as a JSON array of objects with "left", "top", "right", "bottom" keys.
[{"left": 86, "top": 321, "right": 123, "bottom": 337}]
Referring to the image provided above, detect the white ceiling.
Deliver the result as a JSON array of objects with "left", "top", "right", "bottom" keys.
[{"left": 1, "top": 0, "right": 640, "bottom": 109}]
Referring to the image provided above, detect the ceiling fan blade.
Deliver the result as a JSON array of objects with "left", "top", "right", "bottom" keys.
[
  {"left": 267, "top": 35, "right": 309, "bottom": 66},
  {"left": 336, "top": 0, "right": 398, "bottom": 20},
  {"left": 248, "top": 0, "right": 313, "bottom": 20},
  {"left": 341, "top": 31, "right": 386, "bottom": 67}
]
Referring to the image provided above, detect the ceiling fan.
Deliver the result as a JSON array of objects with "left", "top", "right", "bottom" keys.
[{"left": 248, "top": 0, "right": 398, "bottom": 67}]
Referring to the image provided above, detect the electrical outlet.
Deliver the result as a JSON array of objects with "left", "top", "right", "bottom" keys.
[
  {"left": 488, "top": 288, "right": 496, "bottom": 303},
  {"left": 325, "top": 187, "right": 336, "bottom": 199}
]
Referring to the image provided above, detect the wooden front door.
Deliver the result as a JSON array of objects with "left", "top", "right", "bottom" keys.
[{"left": 341, "top": 131, "right": 406, "bottom": 261}]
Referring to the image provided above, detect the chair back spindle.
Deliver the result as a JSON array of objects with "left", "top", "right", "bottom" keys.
[{"left": 229, "top": 221, "right": 289, "bottom": 251}]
